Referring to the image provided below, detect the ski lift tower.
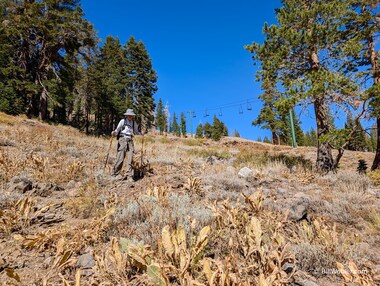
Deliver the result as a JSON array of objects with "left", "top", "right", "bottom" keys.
[{"left": 187, "top": 111, "right": 196, "bottom": 138}]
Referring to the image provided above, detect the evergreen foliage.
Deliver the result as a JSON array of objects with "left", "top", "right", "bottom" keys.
[
  {"left": 345, "top": 111, "right": 367, "bottom": 151},
  {"left": 203, "top": 122, "right": 213, "bottom": 139},
  {"left": 246, "top": 0, "right": 360, "bottom": 173},
  {"left": 345, "top": 1, "right": 380, "bottom": 169},
  {"left": 123, "top": 36, "right": 157, "bottom": 128},
  {"left": 155, "top": 98, "right": 166, "bottom": 134},
  {"left": 172, "top": 112, "right": 180, "bottom": 137},
  {"left": 180, "top": 112, "right": 187, "bottom": 137},
  {"left": 369, "top": 124, "right": 377, "bottom": 152},
  {"left": 196, "top": 116, "right": 229, "bottom": 141},
  {"left": 233, "top": 129, "right": 240, "bottom": 137},
  {"left": 263, "top": 136, "right": 271, "bottom": 143},
  {"left": 0, "top": 2, "right": 157, "bottom": 135},
  {"left": 211, "top": 115, "right": 225, "bottom": 141},
  {"left": 195, "top": 123, "right": 203, "bottom": 138},
  {"left": 304, "top": 128, "right": 318, "bottom": 147},
  {"left": 357, "top": 159, "right": 368, "bottom": 175},
  {"left": 0, "top": 0, "right": 96, "bottom": 120}
]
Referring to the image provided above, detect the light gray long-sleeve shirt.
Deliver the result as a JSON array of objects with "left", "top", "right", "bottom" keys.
[{"left": 114, "top": 118, "right": 140, "bottom": 137}]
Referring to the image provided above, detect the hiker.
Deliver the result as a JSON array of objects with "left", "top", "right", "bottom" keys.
[{"left": 111, "top": 109, "right": 141, "bottom": 181}]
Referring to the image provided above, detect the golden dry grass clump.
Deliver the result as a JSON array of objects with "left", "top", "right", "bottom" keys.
[{"left": 0, "top": 113, "right": 379, "bottom": 285}]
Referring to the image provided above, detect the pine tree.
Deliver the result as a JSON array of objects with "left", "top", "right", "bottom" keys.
[
  {"left": 246, "top": 0, "right": 358, "bottom": 173},
  {"left": 310, "top": 128, "right": 318, "bottom": 147},
  {"left": 172, "top": 112, "right": 180, "bottom": 137},
  {"left": 155, "top": 98, "right": 166, "bottom": 134},
  {"left": 345, "top": 1, "right": 380, "bottom": 168},
  {"left": 93, "top": 36, "right": 125, "bottom": 133},
  {"left": 233, "top": 129, "right": 240, "bottom": 137},
  {"left": 123, "top": 36, "right": 157, "bottom": 128},
  {"left": 203, "top": 122, "right": 213, "bottom": 139},
  {"left": 0, "top": 1, "right": 28, "bottom": 115},
  {"left": 0, "top": 0, "right": 96, "bottom": 120},
  {"left": 70, "top": 45, "right": 99, "bottom": 133},
  {"left": 195, "top": 123, "right": 203, "bottom": 138},
  {"left": 369, "top": 124, "right": 377, "bottom": 152},
  {"left": 251, "top": 69, "right": 283, "bottom": 145},
  {"left": 180, "top": 112, "right": 187, "bottom": 137},
  {"left": 345, "top": 111, "right": 367, "bottom": 151},
  {"left": 263, "top": 136, "right": 271, "bottom": 143},
  {"left": 304, "top": 131, "right": 311, "bottom": 146},
  {"left": 211, "top": 115, "right": 224, "bottom": 141}
]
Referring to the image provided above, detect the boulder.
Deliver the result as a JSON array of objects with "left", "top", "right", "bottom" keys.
[
  {"left": 8, "top": 176, "right": 33, "bottom": 193},
  {"left": 238, "top": 167, "right": 253, "bottom": 179}
]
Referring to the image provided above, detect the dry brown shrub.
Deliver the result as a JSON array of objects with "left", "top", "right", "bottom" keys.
[
  {"left": 367, "top": 169, "right": 380, "bottom": 186},
  {"left": 0, "top": 149, "right": 27, "bottom": 181}
]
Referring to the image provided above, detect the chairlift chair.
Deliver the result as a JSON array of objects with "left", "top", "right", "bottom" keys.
[
  {"left": 247, "top": 102, "right": 252, "bottom": 111},
  {"left": 239, "top": 105, "right": 243, "bottom": 114}
]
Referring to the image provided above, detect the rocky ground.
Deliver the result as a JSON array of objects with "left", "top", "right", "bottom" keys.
[{"left": 0, "top": 113, "right": 379, "bottom": 286}]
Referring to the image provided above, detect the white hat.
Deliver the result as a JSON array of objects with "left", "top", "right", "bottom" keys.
[{"left": 124, "top": 109, "right": 136, "bottom": 116}]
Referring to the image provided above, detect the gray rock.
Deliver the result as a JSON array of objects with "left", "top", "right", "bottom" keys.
[
  {"left": 293, "top": 271, "right": 319, "bottom": 286},
  {"left": 367, "top": 188, "right": 380, "bottom": 198},
  {"left": 8, "top": 176, "right": 33, "bottom": 193},
  {"left": 293, "top": 278, "right": 319, "bottom": 286},
  {"left": 238, "top": 167, "right": 253, "bottom": 179},
  {"left": 226, "top": 166, "right": 236, "bottom": 174},
  {"left": 206, "top": 156, "right": 216, "bottom": 165},
  {"left": 33, "top": 182, "right": 64, "bottom": 197},
  {"left": 289, "top": 201, "right": 309, "bottom": 222},
  {"left": 66, "top": 180, "right": 76, "bottom": 189},
  {"left": 43, "top": 256, "right": 53, "bottom": 269},
  {"left": 76, "top": 253, "right": 95, "bottom": 269}
]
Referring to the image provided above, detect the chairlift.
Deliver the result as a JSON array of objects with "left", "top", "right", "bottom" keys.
[
  {"left": 204, "top": 109, "right": 210, "bottom": 117},
  {"left": 239, "top": 105, "right": 244, "bottom": 114},
  {"left": 247, "top": 101, "right": 252, "bottom": 111},
  {"left": 193, "top": 112, "right": 196, "bottom": 118},
  {"left": 219, "top": 108, "right": 223, "bottom": 116}
]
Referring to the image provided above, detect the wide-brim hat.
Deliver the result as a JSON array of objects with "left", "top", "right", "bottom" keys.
[{"left": 124, "top": 109, "right": 136, "bottom": 116}]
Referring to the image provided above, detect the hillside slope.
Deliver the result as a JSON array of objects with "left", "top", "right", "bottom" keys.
[{"left": 0, "top": 113, "right": 379, "bottom": 286}]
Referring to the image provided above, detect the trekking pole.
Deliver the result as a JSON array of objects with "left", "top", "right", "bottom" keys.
[
  {"left": 104, "top": 136, "right": 113, "bottom": 170},
  {"left": 140, "top": 126, "right": 145, "bottom": 168}
]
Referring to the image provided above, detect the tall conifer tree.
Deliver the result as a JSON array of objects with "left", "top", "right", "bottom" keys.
[
  {"left": 246, "top": 0, "right": 358, "bottom": 173},
  {"left": 155, "top": 98, "right": 166, "bottom": 134},
  {"left": 172, "top": 112, "right": 180, "bottom": 137},
  {"left": 1, "top": 0, "right": 95, "bottom": 120},
  {"left": 123, "top": 36, "right": 157, "bottom": 128},
  {"left": 180, "top": 112, "right": 187, "bottom": 137}
]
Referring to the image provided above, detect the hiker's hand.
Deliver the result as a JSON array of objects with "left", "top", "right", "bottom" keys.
[{"left": 111, "top": 131, "right": 117, "bottom": 137}]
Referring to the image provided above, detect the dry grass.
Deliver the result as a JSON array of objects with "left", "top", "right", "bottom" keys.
[{"left": 0, "top": 112, "right": 379, "bottom": 285}]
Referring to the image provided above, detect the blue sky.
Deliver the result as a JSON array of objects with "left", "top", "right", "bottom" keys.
[{"left": 81, "top": 0, "right": 314, "bottom": 140}]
